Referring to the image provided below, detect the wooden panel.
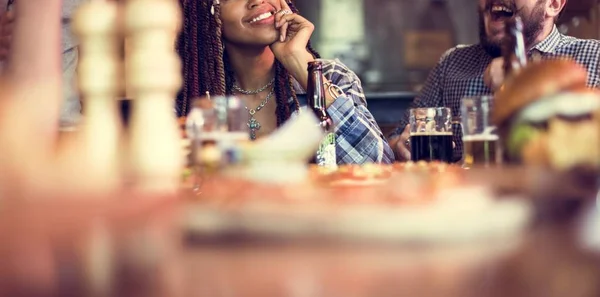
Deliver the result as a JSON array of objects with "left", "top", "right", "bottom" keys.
[
  {"left": 559, "top": 1, "right": 600, "bottom": 39},
  {"left": 562, "top": 0, "right": 598, "bottom": 14},
  {"left": 403, "top": 31, "right": 453, "bottom": 69}
]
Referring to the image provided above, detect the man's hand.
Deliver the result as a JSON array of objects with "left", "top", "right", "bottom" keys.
[
  {"left": 0, "top": 11, "right": 14, "bottom": 62},
  {"left": 483, "top": 57, "right": 505, "bottom": 91},
  {"left": 389, "top": 124, "right": 411, "bottom": 161}
]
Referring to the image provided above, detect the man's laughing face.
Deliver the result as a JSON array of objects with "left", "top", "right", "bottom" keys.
[{"left": 478, "top": 0, "right": 546, "bottom": 57}]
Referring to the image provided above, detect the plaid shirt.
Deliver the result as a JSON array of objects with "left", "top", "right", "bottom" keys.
[
  {"left": 389, "top": 26, "right": 600, "bottom": 162},
  {"left": 292, "top": 59, "right": 395, "bottom": 164}
]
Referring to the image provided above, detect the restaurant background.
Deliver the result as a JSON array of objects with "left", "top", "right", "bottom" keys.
[
  {"left": 296, "top": 0, "right": 600, "bottom": 93},
  {"left": 294, "top": 0, "right": 600, "bottom": 133}
]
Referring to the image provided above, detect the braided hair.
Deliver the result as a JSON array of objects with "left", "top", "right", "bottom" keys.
[{"left": 176, "top": 0, "right": 320, "bottom": 126}]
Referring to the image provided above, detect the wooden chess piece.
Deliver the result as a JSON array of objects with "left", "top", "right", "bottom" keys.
[
  {"left": 124, "top": 0, "right": 184, "bottom": 194},
  {"left": 54, "top": 0, "right": 125, "bottom": 194}
]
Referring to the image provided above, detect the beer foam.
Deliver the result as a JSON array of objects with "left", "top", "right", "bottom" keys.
[
  {"left": 409, "top": 131, "right": 453, "bottom": 136},
  {"left": 463, "top": 134, "right": 499, "bottom": 141}
]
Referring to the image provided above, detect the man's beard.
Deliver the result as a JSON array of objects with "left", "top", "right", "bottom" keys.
[{"left": 478, "top": 0, "right": 546, "bottom": 58}]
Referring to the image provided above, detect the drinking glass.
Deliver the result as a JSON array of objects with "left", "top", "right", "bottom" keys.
[
  {"left": 214, "top": 96, "right": 250, "bottom": 165},
  {"left": 186, "top": 97, "right": 215, "bottom": 193},
  {"left": 460, "top": 96, "right": 501, "bottom": 168},
  {"left": 186, "top": 96, "right": 250, "bottom": 192},
  {"left": 409, "top": 107, "right": 453, "bottom": 163}
]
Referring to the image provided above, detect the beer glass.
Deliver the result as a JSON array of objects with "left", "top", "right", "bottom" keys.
[
  {"left": 409, "top": 107, "right": 453, "bottom": 163},
  {"left": 215, "top": 96, "right": 250, "bottom": 165},
  {"left": 186, "top": 96, "right": 250, "bottom": 148},
  {"left": 186, "top": 97, "right": 217, "bottom": 193},
  {"left": 460, "top": 96, "right": 501, "bottom": 168},
  {"left": 186, "top": 96, "right": 250, "bottom": 192}
]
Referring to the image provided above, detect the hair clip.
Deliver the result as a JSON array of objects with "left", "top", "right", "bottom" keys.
[{"left": 211, "top": 0, "right": 220, "bottom": 15}]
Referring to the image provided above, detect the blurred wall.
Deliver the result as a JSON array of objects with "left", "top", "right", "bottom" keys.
[
  {"left": 296, "top": 0, "right": 480, "bottom": 92},
  {"left": 296, "top": 0, "right": 600, "bottom": 93}
]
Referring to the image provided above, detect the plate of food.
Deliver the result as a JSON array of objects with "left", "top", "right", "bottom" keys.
[
  {"left": 308, "top": 161, "right": 457, "bottom": 187},
  {"left": 182, "top": 163, "right": 532, "bottom": 245}
]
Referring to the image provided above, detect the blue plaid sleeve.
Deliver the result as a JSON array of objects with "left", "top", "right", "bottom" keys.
[{"left": 323, "top": 60, "right": 395, "bottom": 164}]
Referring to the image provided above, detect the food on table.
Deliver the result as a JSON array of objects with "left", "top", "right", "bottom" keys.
[
  {"left": 189, "top": 161, "right": 465, "bottom": 206},
  {"left": 493, "top": 59, "right": 600, "bottom": 170},
  {"left": 308, "top": 163, "right": 393, "bottom": 186},
  {"left": 185, "top": 163, "right": 531, "bottom": 244},
  {"left": 308, "top": 161, "right": 454, "bottom": 186}
]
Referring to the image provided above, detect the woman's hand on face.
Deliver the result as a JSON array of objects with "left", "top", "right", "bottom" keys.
[
  {"left": 0, "top": 11, "right": 14, "bottom": 62},
  {"left": 269, "top": 0, "right": 315, "bottom": 89}
]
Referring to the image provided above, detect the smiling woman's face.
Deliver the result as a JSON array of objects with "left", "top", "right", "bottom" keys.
[{"left": 219, "top": 0, "right": 283, "bottom": 47}]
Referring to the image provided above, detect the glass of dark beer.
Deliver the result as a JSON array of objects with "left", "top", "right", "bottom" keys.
[
  {"left": 409, "top": 107, "right": 453, "bottom": 163},
  {"left": 460, "top": 96, "right": 501, "bottom": 168}
]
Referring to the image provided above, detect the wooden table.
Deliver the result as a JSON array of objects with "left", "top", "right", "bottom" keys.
[
  {"left": 180, "top": 198, "right": 600, "bottom": 297},
  {"left": 0, "top": 173, "right": 598, "bottom": 297}
]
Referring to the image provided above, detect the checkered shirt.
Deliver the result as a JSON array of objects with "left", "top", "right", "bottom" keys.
[
  {"left": 389, "top": 26, "right": 600, "bottom": 162},
  {"left": 291, "top": 59, "right": 395, "bottom": 165}
]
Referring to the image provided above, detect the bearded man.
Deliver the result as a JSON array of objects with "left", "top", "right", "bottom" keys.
[{"left": 389, "top": 0, "right": 600, "bottom": 162}]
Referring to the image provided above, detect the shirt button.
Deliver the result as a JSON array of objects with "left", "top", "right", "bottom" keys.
[{"left": 530, "top": 51, "right": 542, "bottom": 62}]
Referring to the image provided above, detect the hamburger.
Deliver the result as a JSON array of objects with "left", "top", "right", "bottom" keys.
[{"left": 492, "top": 58, "right": 600, "bottom": 170}]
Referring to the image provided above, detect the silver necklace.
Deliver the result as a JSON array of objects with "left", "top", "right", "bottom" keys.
[
  {"left": 244, "top": 89, "right": 273, "bottom": 140},
  {"left": 233, "top": 78, "right": 275, "bottom": 95}
]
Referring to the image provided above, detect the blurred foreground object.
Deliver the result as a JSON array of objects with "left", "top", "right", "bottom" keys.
[
  {"left": 63, "top": 0, "right": 124, "bottom": 194},
  {"left": 235, "top": 111, "right": 324, "bottom": 184},
  {"left": 184, "top": 164, "right": 532, "bottom": 245},
  {"left": 501, "top": 17, "right": 527, "bottom": 81},
  {"left": 0, "top": 0, "right": 63, "bottom": 198},
  {"left": 493, "top": 59, "right": 600, "bottom": 170},
  {"left": 125, "top": 0, "right": 184, "bottom": 194},
  {"left": 183, "top": 164, "right": 531, "bottom": 296},
  {"left": 0, "top": 191, "right": 183, "bottom": 297},
  {"left": 182, "top": 98, "right": 324, "bottom": 186},
  {"left": 3, "top": 0, "right": 62, "bottom": 148},
  {"left": 0, "top": 0, "right": 186, "bottom": 294},
  {"left": 181, "top": 165, "right": 600, "bottom": 297}
]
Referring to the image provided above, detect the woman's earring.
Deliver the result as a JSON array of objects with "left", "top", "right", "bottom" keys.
[{"left": 211, "top": 0, "right": 219, "bottom": 15}]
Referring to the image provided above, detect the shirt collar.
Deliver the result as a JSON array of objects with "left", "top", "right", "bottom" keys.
[{"left": 531, "top": 25, "right": 562, "bottom": 54}]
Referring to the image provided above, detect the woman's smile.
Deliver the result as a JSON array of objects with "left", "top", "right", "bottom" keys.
[{"left": 247, "top": 11, "right": 276, "bottom": 26}]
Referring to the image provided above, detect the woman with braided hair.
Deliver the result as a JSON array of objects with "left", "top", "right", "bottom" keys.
[{"left": 176, "top": 0, "right": 394, "bottom": 164}]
